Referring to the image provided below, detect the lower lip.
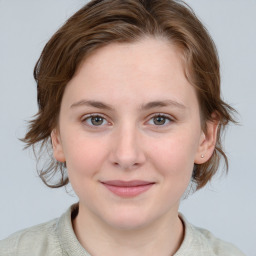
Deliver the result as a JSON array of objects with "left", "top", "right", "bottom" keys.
[{"left": 102, "top": 183, "right": 154, "bottom": 197}]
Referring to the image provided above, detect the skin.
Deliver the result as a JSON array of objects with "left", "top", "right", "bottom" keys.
[{"left": 52, "top": 37, "right": 218, "bottom": 256}]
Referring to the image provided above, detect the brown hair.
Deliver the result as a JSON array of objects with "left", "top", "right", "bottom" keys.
[{"left": 23, "top": 0, "right": 236, "bottom": 189}]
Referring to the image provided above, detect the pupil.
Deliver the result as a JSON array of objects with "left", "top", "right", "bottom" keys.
[
  {"left": 154, "top": 116, "right": 165, "bottom": 125},
  {"left": 92, "top": 116, "right": 103, "bottom": 125}
]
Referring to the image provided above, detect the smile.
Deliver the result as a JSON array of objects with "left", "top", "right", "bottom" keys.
[{"left": 101, "top": 180, "right": 155, "bottom": 197}]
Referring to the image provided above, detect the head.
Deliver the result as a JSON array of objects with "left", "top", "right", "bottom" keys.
[{"left": 24, "top": 0, "right": 235, "bottom": 191}]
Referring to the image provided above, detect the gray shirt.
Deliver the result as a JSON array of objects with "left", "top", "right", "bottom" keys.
[{"left": 0, "top": 204, "right": 245, "bottom": 256}]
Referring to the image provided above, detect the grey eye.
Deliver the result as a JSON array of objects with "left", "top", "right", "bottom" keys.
[
  {"left": 90, "top": 116, "right": 104, "bottom": 126},
  {"left": 83, "top": 115, "right": 108, "bottom": 126},
  {"left": 148, "top": 114, "right": 172, "bottom": 126},
  {"left": 153, "top": 116, "right": 168, "bottom": 125}
]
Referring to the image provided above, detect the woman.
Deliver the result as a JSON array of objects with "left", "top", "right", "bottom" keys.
[{"left": 0, "top": 0, "right": 245, "bottom": 255}]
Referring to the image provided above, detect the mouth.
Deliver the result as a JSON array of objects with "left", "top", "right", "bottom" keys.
[{"left": 101, "top": 180, "right": 155, "bottom": 197}]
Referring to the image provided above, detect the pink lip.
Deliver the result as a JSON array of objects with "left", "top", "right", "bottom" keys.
[{"left": 101, "top": 180, "right": 155, "bottom": 197}]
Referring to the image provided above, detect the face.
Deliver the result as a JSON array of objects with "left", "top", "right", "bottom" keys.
[{"left": 52, "top": 38, "right": 216, "bottom": 230}]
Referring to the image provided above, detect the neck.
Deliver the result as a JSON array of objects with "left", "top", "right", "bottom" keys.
[{"left": 73, "top": 203, "right": 184, "bottom": 256}]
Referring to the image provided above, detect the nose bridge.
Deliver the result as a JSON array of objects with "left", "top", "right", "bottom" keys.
[{"left": 111, "top": 121, "right": 145, "bottom": 169}]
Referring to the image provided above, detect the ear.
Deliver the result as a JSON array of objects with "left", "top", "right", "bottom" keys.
[
  {"left": 194, "top": 115, "right": 219, "bottom": 164},
  {"left": 51, "top": 129, "right": 66, "bottom": 163}
]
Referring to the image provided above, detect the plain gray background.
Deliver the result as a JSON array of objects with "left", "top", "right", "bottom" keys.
[{"left": 0, "top": 0, "right": 255, "bottom": 255}]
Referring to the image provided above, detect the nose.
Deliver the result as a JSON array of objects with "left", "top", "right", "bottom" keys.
[{"left": 109, "top": 125, "right": 146, "bottom": 170}]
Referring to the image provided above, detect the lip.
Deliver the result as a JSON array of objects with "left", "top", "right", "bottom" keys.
[{"left": 101, "top": 180, "right": 155, "bottom": 197}]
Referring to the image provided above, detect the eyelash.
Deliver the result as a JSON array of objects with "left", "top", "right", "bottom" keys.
[
  {"left": 148, "top": 113, "right": 173, "bottom": 126},
  {"left": 81, "top": 114, "right": 110, "bottom": 127},
  {"left": 81, "top": 113, "right": 174, "bottom": 128}
]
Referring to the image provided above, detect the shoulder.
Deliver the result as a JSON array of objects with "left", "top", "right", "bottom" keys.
[
  {"left": 194, "top": 226, "right": 245, "bottom": 256},
  {"left": 0, "top": 218, "right": 62, "bottom": 256},
  {"left": 176, "top": 214, "right": 245, "bottom": 256}
]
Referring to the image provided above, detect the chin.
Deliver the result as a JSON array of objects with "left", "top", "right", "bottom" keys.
[
  {"left": 108, "top": 217, "right": 150, "bottom": 231},
  {"left": 101, "top": 207, "right": 157, "bottom": 231}
]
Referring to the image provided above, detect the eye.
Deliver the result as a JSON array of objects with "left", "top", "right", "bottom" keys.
[
  {"left": 148, "top": 114, "right": 173, "bottom": 126},
  {"left": 82, "top": 114, "right": 108, "bottom": 127}
]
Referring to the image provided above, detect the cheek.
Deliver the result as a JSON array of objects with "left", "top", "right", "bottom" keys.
[
  {"left": 63, "top": 135, "right": 109, "bottom": 180},
  {"left": 149, "top": 131, "right": 199, "bottom": 178},
  {"left": 63, "top": 136, "right": 110, "bottom": 200}
]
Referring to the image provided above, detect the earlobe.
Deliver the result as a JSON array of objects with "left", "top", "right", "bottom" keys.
[
  {"left": 195, "top": 118, "right": 219, "bottom": 164},
  {"left": 51, "top": 129, "right": 66, "bottom": 163}
]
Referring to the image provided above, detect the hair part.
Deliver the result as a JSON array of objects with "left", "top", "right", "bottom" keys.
[{"left": 23, "top": 0, "right": 237, "bottom": 190}]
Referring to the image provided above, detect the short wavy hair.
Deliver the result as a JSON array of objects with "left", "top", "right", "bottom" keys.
[{"left": 23, "top": 0, "right": 236, "bottom": 190}]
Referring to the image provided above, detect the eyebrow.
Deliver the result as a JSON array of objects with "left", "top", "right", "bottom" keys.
[
  {"left": 140, "top": 100, "right": 186, "bottom": 110},
  {"left": 70, "top": 100, "right": 114, "bottom": 110},
  {"left": 70, "top": 99, "right": 186, "bottom": 111}
]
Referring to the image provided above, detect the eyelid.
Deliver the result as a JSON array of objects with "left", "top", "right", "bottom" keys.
[
  {"left": 81, "top": 113, "right": 107, "bottom": 120},
  {"left": 148, "top": 113, "right": 174, "bottom": 120},
  {"left": 146, "top": 113, "right": 175, "bottom": 126},
  {"left": 81, "top": 113, "right": 111, "bottom": 127}
]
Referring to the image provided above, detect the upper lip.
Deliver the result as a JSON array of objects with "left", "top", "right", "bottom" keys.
[{"left": 101, "top": 180, "right": 155, "bottom": 187}]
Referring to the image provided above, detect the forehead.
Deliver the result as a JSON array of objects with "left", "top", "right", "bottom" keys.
[
  {"left": 63, "top": 37, "right": 198, "bottom": 111},
  {"left": 78, "top": 37, "right": 185, "bottom": 78}
]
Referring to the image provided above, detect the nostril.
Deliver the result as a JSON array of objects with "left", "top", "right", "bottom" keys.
[{"left": 113, "top": 161, "right": 141, "bottom": 169}]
